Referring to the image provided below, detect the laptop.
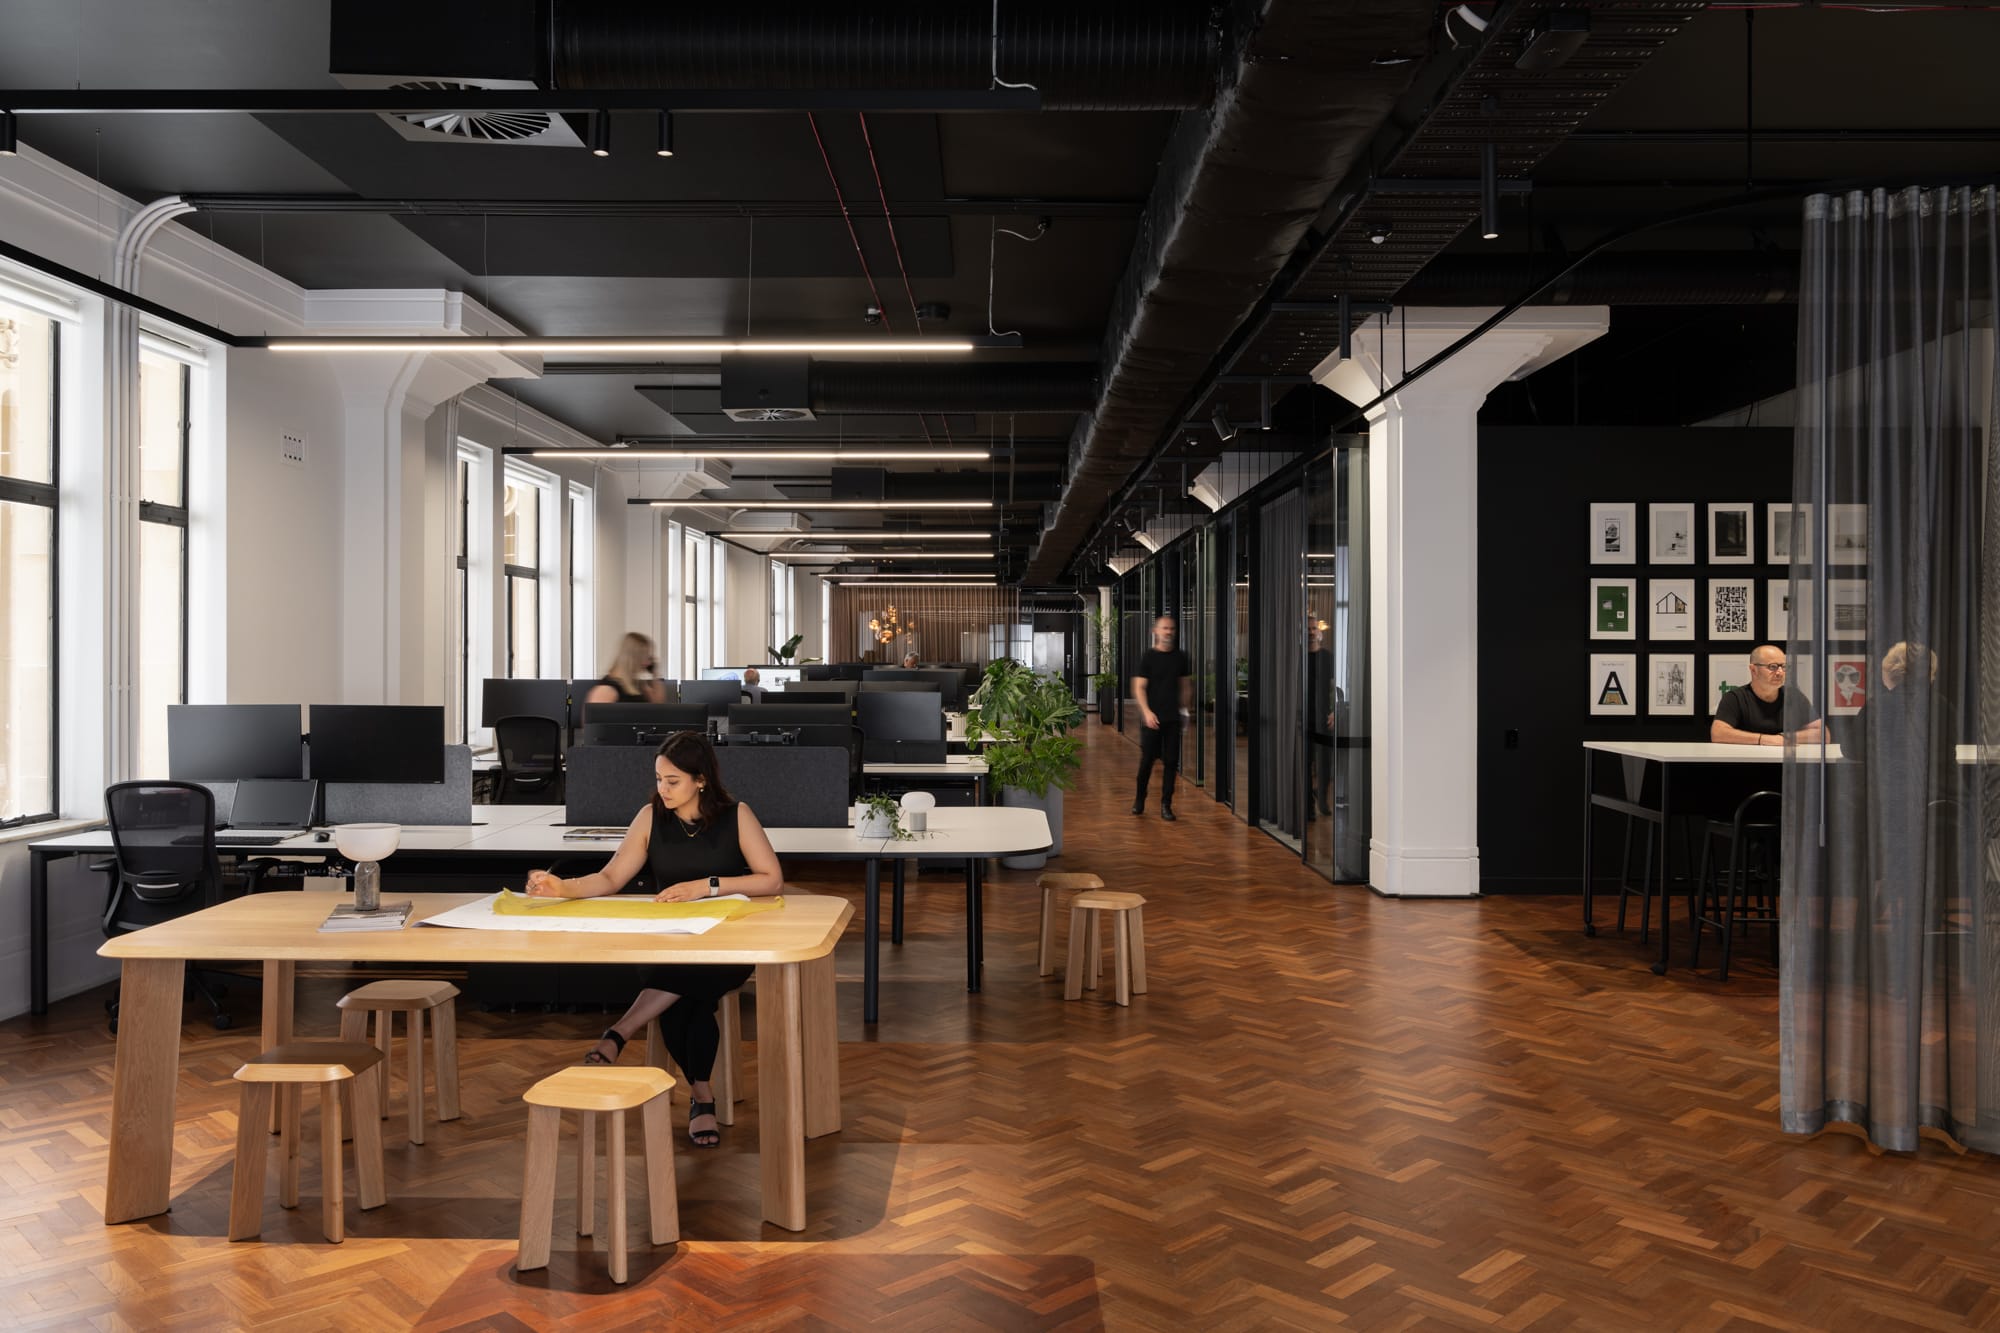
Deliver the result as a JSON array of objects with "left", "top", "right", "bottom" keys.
[{"left": 219, "top": 778, "right": 319, "bottom": 842}]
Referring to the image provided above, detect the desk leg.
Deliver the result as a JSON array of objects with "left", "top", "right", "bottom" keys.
[
  {"left": 891, "top": 859, "right": 905, "bottom": 945},
  {"left": 801, "top": 952, "right": 840, "bottom": 1139},
  {"left": 966, "top": 857, "right": 983, "bottom": 993},
  {"left": 1653, "top": 766, "right": 1674, "bottom": 975},
  {"left": 31, "top": 849, "right": 54, "bottom": 1016},
  {"left": 863, "top": 859, "right": 881, "bottom": 1025},
  {"left": 1581, "top": 752, "right": 1596, "bottom": 937},
  {"left": 104, "top": 958, "right": 184, "bottom": 1223},
  {"left": 262, "top": 961, "right": 295, "bottom": 1133},
  {"left": 755, "top": 960, "right": 807, "bottom": 1231}
]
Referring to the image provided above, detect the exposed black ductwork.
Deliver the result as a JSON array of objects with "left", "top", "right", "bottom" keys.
[
  {"left": 1024, "top": 0, "right": 1438, "bottom": 582},
  {"left": 1395, "top": 252, "right": 1801, "bottom": 306},
  {"left": 809, "top": 363, "right": 1098, "bottom": 414},
  {"left": 554, "top": 1, "right": 1220, "bottom": 111}
]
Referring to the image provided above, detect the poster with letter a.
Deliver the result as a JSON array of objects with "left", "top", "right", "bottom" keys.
[{"left": 1590, "top": 654, "right": 1637, "bottom": 717}]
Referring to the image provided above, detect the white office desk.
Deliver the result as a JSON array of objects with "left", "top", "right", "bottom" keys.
[{"left": 863, "top": 754, "right": 989, "bottom": 779}]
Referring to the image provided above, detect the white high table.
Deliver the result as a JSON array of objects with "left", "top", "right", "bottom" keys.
[
  {"left": 96, "top": 891, "right": 850, "bottom": 1232},
  {"left": 1581, "top": 741, "right": 1835, "bottom": 973}
]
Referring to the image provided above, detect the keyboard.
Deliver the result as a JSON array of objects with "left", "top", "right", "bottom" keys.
[{"left": 213, "top": 834, "right": 289, "bottom": 847}]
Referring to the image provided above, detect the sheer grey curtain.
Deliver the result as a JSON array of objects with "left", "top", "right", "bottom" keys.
[
  {"left": 1783, "top": 185, "right": 2000, "bottom": 1152},
  {"left": 1258, "top": 489, "right": 1305, "bottom": 837}
]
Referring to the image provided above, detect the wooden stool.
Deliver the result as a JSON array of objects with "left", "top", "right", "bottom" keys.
[
  {"left": 517, "top": 1067, "right": 679, "bottom": 1285},
  {"left": 1064, "top": 891, "right": 1149, "bottom": 1006},
  {"left": 336, "top": 979, "right": 461, "bottom": 1145},
  {"left": 644, "top": 988, "right": 744, "bottom": 1126},
  {"left": 1037, "top": 873, "right": 1104, "bottom": 976},
  {"left": 229, "top": 1041, "right": 387, "bottom": 1243}
]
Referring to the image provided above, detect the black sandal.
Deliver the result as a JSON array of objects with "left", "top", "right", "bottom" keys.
[
  {"left": 582, "top": 1028, "right": 626, "bottom": 1065},
  {"left": 688, "top": 1099, "right": 721, "bottom": 1149}
]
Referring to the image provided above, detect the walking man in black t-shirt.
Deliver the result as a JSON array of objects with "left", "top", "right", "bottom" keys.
[
  {"left": 1132, "top": 615, "right": 1193, "bottom": 820},
  {"left": 1710, "top": 643, "right": 1825, "bottom": 745}
]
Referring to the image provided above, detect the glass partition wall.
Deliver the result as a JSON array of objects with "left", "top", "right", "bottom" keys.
[{"left": 1113, "top": 438, "right": 1368, "bottom": 884}]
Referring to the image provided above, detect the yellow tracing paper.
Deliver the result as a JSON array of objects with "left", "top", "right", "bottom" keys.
[{"left": 493, "top": 889, "right": 783, "bottom": 921}]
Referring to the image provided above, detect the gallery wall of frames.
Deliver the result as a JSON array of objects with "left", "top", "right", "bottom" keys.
[{"left": 1477, "top": 427, "right": 1795, "bottom": 892}]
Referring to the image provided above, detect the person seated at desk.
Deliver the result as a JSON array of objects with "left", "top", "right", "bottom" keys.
[
  {"left": 524, "top": 731, "right": 784, "bottom": 1147},
  {"left": 740, "top": 666, "right": 765, "bottom": 702},
  {"left": 901, "top": 652, "right": 920, "bottom": 668},
  {"left": 1710, "top": 643, "right": 1826, "bottom": 746},
  {"left": 586, "top": 632, "right": 668, "bottom": 705}
]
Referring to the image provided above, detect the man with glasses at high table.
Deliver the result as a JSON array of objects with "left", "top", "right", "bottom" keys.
[{"left": 1710, "top": 643, "right": 1826, "bottom": 746}]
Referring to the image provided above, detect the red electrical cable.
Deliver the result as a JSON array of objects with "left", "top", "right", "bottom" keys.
[
  {"left": 859, "top": 112, "right": 954, "bottom": 446},
  {"left": 806, "top": 112, "right": 936, "bottom": 447}
]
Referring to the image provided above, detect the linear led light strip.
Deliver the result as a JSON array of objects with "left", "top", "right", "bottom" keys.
[
  {"left": 834, "top": 582, "right": 998, "bottom": 588},
  {"left": 641, "top": 499, "right": 990, "bottom": 510},
  {"left": 774, "top": 552, "right": 992, "bottom": 560},
  {"left": 830, "top": 572, "right": 1000, "bottom": 580},
  {"left": 531, "top": 449, "right": 989, "bottom": 461},
  {"left": 264, "top": 338, "right": 994, "bottom": 353},
  {"left": 716, "top": 530, "right": 992, "bottom": 540}
]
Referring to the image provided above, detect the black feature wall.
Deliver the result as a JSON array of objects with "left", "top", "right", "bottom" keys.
[{"left": 1477, "top": 427, "right": 1793, "bottom": 893}]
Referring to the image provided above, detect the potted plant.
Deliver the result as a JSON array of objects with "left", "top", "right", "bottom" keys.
[
  {"left": 966, "top": 657, "right": 1083, "bottom": 869},
  {"left": 767, "top": 632, "right": 804, "bottom": 665},
  {"left": 1086, "top": 607, "right": 1119, "bottom": 727},
  {"left": 853, "top": 793, "right": 903, "bottom": 839}
]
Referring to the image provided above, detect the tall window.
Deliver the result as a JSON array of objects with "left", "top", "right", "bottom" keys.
[
  {"left": 503, "top": 471, "right": 543, "bottom": 677},
  {"left": 135, "top": 345, "right": 191, "bottom": 779},
  {"left": 569, "top": 483, "right": 593, "bottom": 677},
  {"left": 680, "top": 527, "right": 711, "bottom": 677},
  {"left": 0, "top": 300, "right": 57, "bottom": 824},
  {"left": 453, "top": 452, "right": 470, "bottom": 740},
  {"left": 769, "top": 560, "right": 792, "bottom": 658},
  {"left": 821, "top": 578, "right": 830, "bottom": 665}
]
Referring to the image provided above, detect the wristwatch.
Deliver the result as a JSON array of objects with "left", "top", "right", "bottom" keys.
[{"left": 707, "top": 876, "right": 721, "bottom": 898}]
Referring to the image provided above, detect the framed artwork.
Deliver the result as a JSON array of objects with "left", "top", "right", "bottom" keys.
[
  {"left": 1767, "top": 578, "right": 1794, "bottom": 641},
  {"left": 1828, "top": 503, "right": 1869, "bottom": 565},
  {"left": 1828, "top": 578, "right": 1867, "bottom": 639},
  {"left": 1829, "top": 654, "right": 1869, "bottom": 716},
  {"left": 1707, "top": 578, "right": 1755, "bottom": 641},
  {"left": 1768, "top": 502, "right": 1812, "bottom": 565},
  {"left": 1649, "top": 502, "right": 1696, "bottom": 565},
  {"left": 1648, "top": 654, "right": 1695, "bottom": 716},
  {"left": 1708, "top": 502, "right": 1755, "bottom": 564},
  {"left": 1590, "top": 654, "right": 1638, "bottom": 716},
  {"left": 1648, "top": 577, "right": 1695, "bottom": 640},
  {"left": 1708, "top": 652, "right": 1750, "bottom": 716},
  {"left": 1589, "top": 502, "right": 1637, "bottom": 565},
  {"left": 1590, "top": 578, "right": 1637, "bottom": 640}
]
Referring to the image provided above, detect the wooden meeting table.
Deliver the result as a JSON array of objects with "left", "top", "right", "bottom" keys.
[{"left": 97, "top": 891, "right": 851, "bottom": 1232}]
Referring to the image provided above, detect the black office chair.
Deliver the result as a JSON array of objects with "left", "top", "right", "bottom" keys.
[
  {"left": 102, "top": 781, "right": 233, "bottom": 1031},
  {"left": 1690, "top": 790, "right": 1782, "bottom": 981},
  {"left": 495, "top": 715, "right": 566, "bottom": 804}
]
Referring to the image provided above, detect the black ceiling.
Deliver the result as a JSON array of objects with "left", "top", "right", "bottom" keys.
[{"left": 5, "top": 1, "right": 2000, "bottom": 582}]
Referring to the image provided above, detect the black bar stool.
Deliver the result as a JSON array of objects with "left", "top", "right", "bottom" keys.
[{"left": 1690, "top": 790, "right": 1782, "bottom": 981}]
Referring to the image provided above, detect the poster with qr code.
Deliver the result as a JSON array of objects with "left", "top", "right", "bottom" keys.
[{"left": 1707, "top": 579, "right": 1755, "bottom": 641}]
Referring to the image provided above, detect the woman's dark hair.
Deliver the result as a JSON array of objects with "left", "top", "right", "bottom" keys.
[{"left": 654, "top": 731, "right": 734, "bottom": 827}]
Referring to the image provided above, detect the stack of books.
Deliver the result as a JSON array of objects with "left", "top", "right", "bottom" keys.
[{"left": 318, "top": 900, "right": 414, "bottom": 932}]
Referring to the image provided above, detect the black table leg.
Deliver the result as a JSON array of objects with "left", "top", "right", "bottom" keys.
[
  {"left": 1582, "top": 751, "right": 1596, "bottom": 937},
  {"left": 31, "top": 848, "right": 51, "bottom": 1015},
  {"left": 891, "top": 859, "right": 905, "bottom": 945},
  {"left": 1653, "top": 765, "right": 1674, "bottom": 975},
  {"left": 965, "top": 857, "right": 982, "bottom": 992},
  {"left": 863, "top": 858, "right": 881, "bottom": 1023}
]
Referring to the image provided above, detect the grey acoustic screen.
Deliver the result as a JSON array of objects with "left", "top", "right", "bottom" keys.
[
  {"left": 564, "top": 745, "right": 850, "bottom": 829},
  {"left": 324, "top": 745, "right": 474, "bottom": 825}
]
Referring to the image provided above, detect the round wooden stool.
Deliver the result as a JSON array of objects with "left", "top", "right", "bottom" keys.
[
  {"left": 1064, "top": 891, "right": 1149, "bottom": 1006},
  {"left": 336, "top": 979, "right": 461, "bottom": 1145},
  {"left": 644, "top": 987, "right": 744, "bottom": 1125},
  {"left": 517, "top": 1067, "right": 680, "bottom": 1285},
  {"left": 1037, "top": 873, "right": 1104, "bottom": 977},
  {"left": 229, "top": 1040, "right": 387, "bottom": 1244}
]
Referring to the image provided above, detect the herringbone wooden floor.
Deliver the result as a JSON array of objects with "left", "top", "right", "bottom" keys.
[{"left": 4, "top": 723, "right": 1998, "bottom": 1331}]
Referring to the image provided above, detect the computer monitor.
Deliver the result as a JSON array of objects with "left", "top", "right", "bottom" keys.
[
  {"left": 307, "top": 705, "right": 446, "bottom": 784},
  {"left": 167, "top": 704, "right": 304, "bottom": 780},
  {"left": 864, "top": 668, "right": 966, "bottom": 710},
  {"left": 226, "top": 778, "right": 319, "bottom": 830},
  {"left": 698, "top": 666, "right": 743, "bottom": 683},
  {"left": 825, "top": 663, "right": 866, "bottom": 681},
  {"left": 481, "top": 677, "right": 571, "bottom": 729},
  {"left": 860, "top": 679, "right": 939, "bottom": 695},
  {"left": 729, "top": 702, "right": 852, "bottom": 729},
  {"left": 857, "top": 689, "right": 946, "bottom": 763},
  {"left": 579, "top": 703, "right": 710, "bottom": 745},
  {"left": 677, "top": 680, "right": 744, "bottom": 714},
  {"left": 771, "top": 688, "right": 851, "bottom": 706}
]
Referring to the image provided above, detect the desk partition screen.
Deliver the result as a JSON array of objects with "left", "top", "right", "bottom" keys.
[{"left": 167, "top": 704, "right": 304, "bottom": 781}]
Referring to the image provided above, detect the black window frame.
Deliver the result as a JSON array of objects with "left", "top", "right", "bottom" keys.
[
  {"left": 456, "top": 454, "right": 470, "bottom": 740},
  {"left": 0, "top": 314, "right": 61, "bottom": 829}
]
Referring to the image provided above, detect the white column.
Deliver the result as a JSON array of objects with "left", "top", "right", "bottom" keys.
[{"left": 1314, "top": 307, "right": 1609, "bottom": 897}]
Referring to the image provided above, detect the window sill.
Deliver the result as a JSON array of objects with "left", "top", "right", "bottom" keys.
[{"left": 0, "top": 818, "right": 104, "bottom": 848}]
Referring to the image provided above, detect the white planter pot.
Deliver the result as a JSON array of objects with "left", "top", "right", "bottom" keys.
[
  {"left": 855, "top": 810, "right": 897, "bottom": 839},
  {"left": 999, "top": 786, "right": 1063, "bottom": 869}
]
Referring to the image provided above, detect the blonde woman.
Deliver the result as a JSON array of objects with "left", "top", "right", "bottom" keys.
[{"left": 586, "top": 632, "right": 668, "bottom": 705}]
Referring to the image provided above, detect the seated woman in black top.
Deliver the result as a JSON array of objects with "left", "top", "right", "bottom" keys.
[
  {"left": 585, "top": 631, "right": 669, "bottom": 706},
  {"left": 524, "top": 731, "right": 783, "bottom": 1146}
]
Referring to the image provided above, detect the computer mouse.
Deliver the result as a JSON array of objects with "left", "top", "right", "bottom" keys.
[{"left": 313, "top": 830, "right": 331, "bottom": 842}]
